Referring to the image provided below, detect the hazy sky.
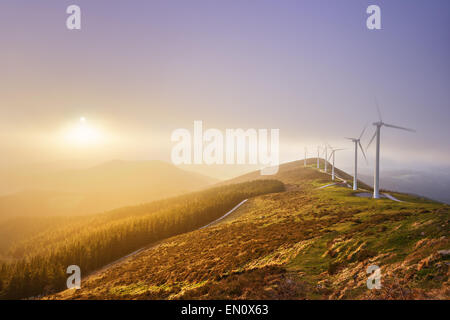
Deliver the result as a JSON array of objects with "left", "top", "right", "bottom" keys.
[{"left": 1, "top": 1, "right": 449, "bottom": 178}]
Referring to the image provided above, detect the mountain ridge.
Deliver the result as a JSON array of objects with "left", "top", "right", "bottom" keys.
[
  {"left": 45, "top": 160, "right": 449, "bottom": 300},
  {"left": 0, "top": 160, "right": 217, "bottom": 221}
]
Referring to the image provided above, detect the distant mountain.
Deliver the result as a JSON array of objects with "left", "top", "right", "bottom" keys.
[
  {"left": 358, "top": 169, "right": 450, "bottom": 204},
  {"left": 0, "top": 160, "right": 217, "bottom": 221}
]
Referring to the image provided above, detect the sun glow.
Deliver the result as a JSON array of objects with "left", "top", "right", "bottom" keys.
[{"left": 64, "top": 117, "right": 103, "bottom": 146}]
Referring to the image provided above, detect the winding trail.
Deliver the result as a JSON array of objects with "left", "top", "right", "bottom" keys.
[
  {"left": 317, "top": 183, "right": 339, "bottom": 189},
  {"left": 316, "top": 169, "right": 349, "bottom": 189},
  {"left": 383, "top": 193, "right": 403, "bottom": 202},
  {"left": 200, "top": 199, "right": 248, "bottom": 229},
  {"left": 84, "top": 198, "right": 249, "bottom": 280}
]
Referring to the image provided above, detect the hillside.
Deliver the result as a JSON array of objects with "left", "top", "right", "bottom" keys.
[
  {"left": 0, "top": 160, "right": 216, "bottom": 221},
  {"left": 221, "top": 159, "right": 371, "bottom": 190},
  {"left": 0, "top": 180, "right": 283, "bottom": 299},
  {"left": 47, "top": 160, "right": 449, "bottom": 300}
]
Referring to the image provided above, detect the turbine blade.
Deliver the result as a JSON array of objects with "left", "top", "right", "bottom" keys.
[
  {"left": 375, "top": 97, "right": 382, "bottom": 121},
  {"left": 359, "top": 124, "right": 368, "bottom": 140},
  {"left": 328, "top": 152, "right": 333, "bottom": 161},
  {"left": 366, "top": 130, "right": 377, "bottom": 150},
  {"left": 358, "top": 141, "right": 368, "bottom": 164},
  {"left": 383, "top": 123, "right": 416, "bottom": 132},
  {"left": 344, "top": 137, "right": 355, "bottom": 141}
]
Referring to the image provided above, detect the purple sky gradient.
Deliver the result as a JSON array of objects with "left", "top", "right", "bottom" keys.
[{"left": 0, "top": 1, "right": 449, "bottom": 176}]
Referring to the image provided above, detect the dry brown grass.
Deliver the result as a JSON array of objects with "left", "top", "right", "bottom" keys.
[{"left": 45, "top": 163, "right": 449, "bottom": 300}]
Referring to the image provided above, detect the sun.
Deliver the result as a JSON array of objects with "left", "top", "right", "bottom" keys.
[{"left": 64, "top": 117, "right": 102, "bottom": 146}]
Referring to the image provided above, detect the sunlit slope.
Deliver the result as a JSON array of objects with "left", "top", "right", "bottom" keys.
[
  {"left": 0, "top": 160, "right": 217, "bottom": 221},
  {"left": 0, "top": 180, "right": 283, "bottom": 299},
  {"left": 222, "top": 159, "right": 371, "bottom": 189},
  {"left": 48, "top": 161, "right": 449, "bottom": 300}
]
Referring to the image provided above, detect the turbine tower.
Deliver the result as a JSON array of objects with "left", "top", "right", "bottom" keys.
[
  {"left": 324, "top": 144, "right": 328, "bottom": 173},
  {"left": 304, "top": 147, "right": 307, "bottom": 167},
  {"left": 367, "top": 101, "right": 415, "bottom": 199},
  {"left": 328, "top": 147, "right": 344, "bottom": 181},
  {"left": 317, "top": 146, "right": 320, "bottom": 168},
  {"left": 345, "top": 126, "right": 368, "bottom": 190}
]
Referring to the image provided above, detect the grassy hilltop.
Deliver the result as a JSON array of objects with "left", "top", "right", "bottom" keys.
[{"left": 47, "top": 160, "right": 449, "bottom": 300}]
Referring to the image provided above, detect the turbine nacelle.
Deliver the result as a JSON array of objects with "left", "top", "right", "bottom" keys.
[
  {"left": 373, "top": 121, "right": 383, "bottom": 127},
  {"left": 345, "top": 124, "right": 368, "bottom": 164},
  {"left": 346, "top": 124, "right": 369, "bottom": 191}
]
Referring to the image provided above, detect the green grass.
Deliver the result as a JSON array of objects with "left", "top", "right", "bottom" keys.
[{"left": 43, "top": 163, "right": 449, "bottom": 300}]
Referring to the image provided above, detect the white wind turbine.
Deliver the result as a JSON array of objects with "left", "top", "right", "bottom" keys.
[
  {"left": 345, "top": 126, "right": 368, "bottom": 190},
  {"left": 323, "top": 144, "right": 328, "bottom": 173},
  {"left": 366, "top": 101, "right": 416, "bottom": 199},
  {"left": 304, "top": 147, "right": 307, "bottom": 167},
  {"left": 328, "top": 147, "right": 345, "bottom": 181},
  {"left": 317, "top": 146, "right": 321, "bottom": 168}
]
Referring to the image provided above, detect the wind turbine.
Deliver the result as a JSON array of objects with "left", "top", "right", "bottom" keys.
[
  {"left": 317, "top": 146, "right": 321, "bottom": 168},
  {"left": 366, "top": 101, "right": 416, "bottom": 199},
  {"left": 304, "top": 147, "right": 307, "bottom": 167},
  {"left": 328, "top": 147, "right": 345, "bottom": 181},
  {"left": 323, "top": 144, "right": 328, "bottom": 173},
  {"left": 345, "top": 126, "right": 368, "bottom": 190}
]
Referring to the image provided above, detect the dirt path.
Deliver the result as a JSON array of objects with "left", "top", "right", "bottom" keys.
[
  {"left": 83, "top": 198, "right": 249, "bottom": 281},
  {"left": 354, "top": 192, "right": 404, "bottom": 202},
  {"left": 200, "top": 199, "right": 248, "bottom": 229},
  {"left": 383, "top": 193, "right": 403, "bottom": 202},
  {"left": 317, "top": 183, "right": 339, "bottom": 189}
]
